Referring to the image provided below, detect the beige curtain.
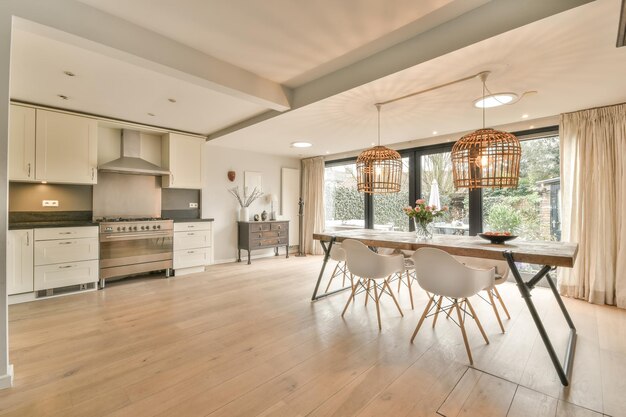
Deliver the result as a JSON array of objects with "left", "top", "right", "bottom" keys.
[
  {"left": 558, "top": 103, "right": 626, "bottom": 308},
  {"left": 301, "top": 157, "right": 325, "bottom": 255}
]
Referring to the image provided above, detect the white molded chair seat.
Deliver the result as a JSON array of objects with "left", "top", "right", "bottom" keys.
[
  {"left": 410, "top": 248, "right": 495, "bottom": 364},
  {"left": 341, "top": 239, "right": 405, "bottom": 330},
  {"left": 454, "top": 255, "right": 511, "bottom": 333}
]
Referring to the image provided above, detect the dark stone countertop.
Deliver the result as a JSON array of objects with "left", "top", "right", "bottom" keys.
[
  {"left": 171, "top": 218, "right": 214, "bottom": 223},
  {"left": 9, "top": 220, "right": 99, "bottom": 230}
]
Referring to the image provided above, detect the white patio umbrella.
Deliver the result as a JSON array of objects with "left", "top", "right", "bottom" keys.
[{"left": 429, "top": 179, "right": 441, "bottom": 209}]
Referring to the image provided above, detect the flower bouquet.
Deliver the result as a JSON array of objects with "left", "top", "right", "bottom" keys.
[{"left": 402, "top": 199, "right": 448, "bottom": 239}]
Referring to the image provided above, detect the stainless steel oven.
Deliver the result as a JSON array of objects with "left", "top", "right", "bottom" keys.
[{"left": 98, "top": 218, "right": 173, "bottom": 287}]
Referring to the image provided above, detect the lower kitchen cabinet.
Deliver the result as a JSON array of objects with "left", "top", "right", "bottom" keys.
[
  {"left": 34, "top": 260, "right": 99, "bottom": 291},
  {"left": 173, "top": 221, "right": 213, "bottom": 275},
  {"left": 34, "top": 226, "right": 99, "bottom": 292},
  {"left": 7, "top": 229, "right": 34, "bottom": 295}
]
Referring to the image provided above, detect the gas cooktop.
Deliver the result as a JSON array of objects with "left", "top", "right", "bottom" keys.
[{"left": 95, "top": 217, "right": 171, "bottom": 223}]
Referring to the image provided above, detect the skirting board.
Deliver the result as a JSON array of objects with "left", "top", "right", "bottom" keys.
[
  {"left": 0, "top": 365, "right": 14, "bottom": 389},
  {"left": 215, "top": 246, "right": 299, "bottom": 265},
  {"left": 174, "top": 266, "right": 206, "bottom": 276}
]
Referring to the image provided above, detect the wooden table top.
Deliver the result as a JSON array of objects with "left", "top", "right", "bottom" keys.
[{"left": 313, "top": 229, "right": 578, "bottom": 268}]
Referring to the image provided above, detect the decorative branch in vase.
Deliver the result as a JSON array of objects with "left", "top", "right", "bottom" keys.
[
  {"left": 229, "top": 186, "right": 264, "bottom": 221},
  {"left": 403, "top": 199, "right": 448, "bottom": 240}
]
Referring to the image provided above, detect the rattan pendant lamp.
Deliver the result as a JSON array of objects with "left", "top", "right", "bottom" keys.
[
  {"left": 451, "top": 73, "right": 521, "bottom": 189},
  {"left": 356, "top": 104, "right": 402, "bottom": 194}
]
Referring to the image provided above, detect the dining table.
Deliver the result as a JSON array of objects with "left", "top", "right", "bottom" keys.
[{"left": 312, "top": 229, "right": 579, "bottom": 386}]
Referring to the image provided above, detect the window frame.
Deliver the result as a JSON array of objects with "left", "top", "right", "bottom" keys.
[{"left": 323, "top": 126, "right": 559, "bottom": 234}]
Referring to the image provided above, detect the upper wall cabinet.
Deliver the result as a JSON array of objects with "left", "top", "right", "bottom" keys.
[
  {"left": 9, "top": 105, "right": 36, "bottom": 181},
  {"left": 162, "top": 133, "right": 203, "bottom": 189},
  {"left": 35, "top": 109, "right": 98, "bottom": 184}
]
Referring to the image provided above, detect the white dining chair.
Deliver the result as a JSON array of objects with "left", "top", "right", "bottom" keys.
[
  {"left": 378, "top": 248, "right": 416, "bottom": 310},
  {"left": 324, "top": 243, "right": 351, "bottom": 292},
  {"left": 341, "top": 239, "right": 405, "bottom": 330},
  {"left": 410, "top": 248, "right": 494, "bottom": 364},
  {"left": 455, "top": 256, "right": 511, "bottom": 333}
]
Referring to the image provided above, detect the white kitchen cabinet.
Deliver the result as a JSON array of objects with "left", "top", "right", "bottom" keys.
[
  {"left": 173, "top": 221, "right": 213, "bottom": 275},
  {"left": 7, "top": 229, "right": 34, "bottom": 295},
  {"left": 36, "top": 109, "right": 98, "bottom": 184},
  {"left": 162, "top": 133, "right": 203, "bottom": 189},
  {"left": 9, "top": 105, "right": 36, "bottom": 181},
  {"left": 34, "top": 226, "right": 99, "bottom": 291}
]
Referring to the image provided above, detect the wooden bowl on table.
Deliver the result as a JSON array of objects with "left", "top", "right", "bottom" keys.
[{"left": 478, "top": 232, "right": 518, "bottom": 244}]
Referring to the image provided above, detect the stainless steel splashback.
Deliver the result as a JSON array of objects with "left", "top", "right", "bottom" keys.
[{"left": 92, "top": 172, "right": 161, "bottom": 219}]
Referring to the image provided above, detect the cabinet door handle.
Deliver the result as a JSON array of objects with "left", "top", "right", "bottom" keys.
[
  {"left": 59, "top": 265, "right": 74, "bottom": 269},
  {"left": 187, "top": 250, "right": 195, "bottom": 254},
  {"left": 59, "top": 232, "right": 74, "bottom": 235},
  {"left": 27, "top": 163, "right": 31, "bottom": 177},
  {"left": 187, "top": 232, "right": 195, "bottom": 236},
  {"left": 59, "top": 241, "right": 73, "bottom": 245},
  {"left": 26, "top": 232, "right": 29, "bottom": 246}
]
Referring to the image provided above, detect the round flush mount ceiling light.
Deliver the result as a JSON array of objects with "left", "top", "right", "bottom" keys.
[
  {"left": 291, "top": 141, "right": 312, "bottom": 148},
  {"left": 473, "top": 93, "right": 518, "bottom": 108}
]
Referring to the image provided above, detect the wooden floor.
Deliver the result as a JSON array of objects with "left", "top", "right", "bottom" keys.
[{"left": 1, "top": 256, "right": 625, "bottom": 417}]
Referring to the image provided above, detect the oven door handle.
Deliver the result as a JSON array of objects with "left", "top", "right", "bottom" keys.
[{"left": 102, "top": 232, "right": 172, "bottom": 240}]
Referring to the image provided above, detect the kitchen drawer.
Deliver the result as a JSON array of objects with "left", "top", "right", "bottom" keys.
[
  {"left": 34, "top": 259, "right": 99, "bottom": 290},
  {"left": 270, "top": 222, "right": 288, "bottom": 232},
  {"left": 249, "top": 223, "right": 271, "bottom": 232},
  {"left": 173, "top": 222, "right": 212, "bottom": 232},
  {"left": 248, "top": 230, "right": 287, "bottom": 239},
  {"left": 174, "top": 230, "right": 212, "bottom": 250},
  {"left": 173, "top": 247, "right": 211, "bottom": 269},
  {"left": 34, "top": 237, "right": 98, "bottom": 266},
  {"left": 35, "top": 226, "right": 98, "bottom": 241}
]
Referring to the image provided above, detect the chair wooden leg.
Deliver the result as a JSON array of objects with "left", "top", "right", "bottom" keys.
[
  {"left": 465, "top": 298, "right": 489, "bottom": 344},
  {"left": 455, "top": 299, "right": 474, "bottom": 365},
  {"left": 493, "top": 286, "right": 510, "bottom": 319},
  {"left": 411, "top": 296, "right": 434, "bottom": 343},
  {"left": 341, "top": 278, "right": 359, "bottom": 317},
  {"left": 487, "top": 290, "right": 505, "bottom": 333},
  {"left": 432, "top": 296, "right": 443, "bottom": 328},
  {"left": 373, "top": 282, "right": 382, "bottom": 330},
  {"left": 397, "top": 273, "right": 402, "bottom": 293},
  {"left": 349, "top": 273, "right": 356, "bottom": 302},
  {"left": 406, "top": 271, "right": 414, "bottom": 310},
  {"left": 341, "top": 263, "right": 347, "bottom": 287},
  {"left": 324, "top": 262, "right": 340, "bottom": 292},
  {"left": 384, "top": 280, "right": 403, "bottom": 317},
  {"left": 365, "top": 279, "right": 371, "bottom": 306}
]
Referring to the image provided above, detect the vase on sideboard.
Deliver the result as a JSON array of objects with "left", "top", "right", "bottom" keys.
[{"left": 239, "top": 207, "right": 249, "bottom": 222}]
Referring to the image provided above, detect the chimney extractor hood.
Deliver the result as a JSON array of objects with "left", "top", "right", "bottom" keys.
[{"left": 98, "top": 130, "right": 170, "bottom": 176}]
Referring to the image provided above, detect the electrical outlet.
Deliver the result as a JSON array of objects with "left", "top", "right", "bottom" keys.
[
  {"left": 42, "top": 200, "right": 59, "bottom": 207},
  {"left": 189, "top": 202, "right": 199, "bottom": 208}
]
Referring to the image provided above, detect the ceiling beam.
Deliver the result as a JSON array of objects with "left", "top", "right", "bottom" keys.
[
  {"left": 3, "top": 0, "right": 291, "bottom": 111},
  {"left": 208, "top": 0, "right": 594, "bottom": 140}
]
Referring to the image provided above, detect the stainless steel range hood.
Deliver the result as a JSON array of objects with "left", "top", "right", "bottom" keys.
[{"left": 98, "top": 130, "right": 170, "bottom": 176}]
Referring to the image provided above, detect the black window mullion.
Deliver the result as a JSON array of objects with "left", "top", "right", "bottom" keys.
[
  {"left": 468, "top": 188, "right": 483, "bottom": 236},
  {"left": 364, "top": 193, "right": 374, "bottom": 229}
]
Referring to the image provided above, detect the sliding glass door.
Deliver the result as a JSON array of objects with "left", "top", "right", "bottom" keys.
[{"left": 373, "top": 157, "right": 411, "bottom": 231}]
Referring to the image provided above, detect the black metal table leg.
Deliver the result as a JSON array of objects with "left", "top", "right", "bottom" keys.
[
  {"left": 311, "top": 238, "right": 352, "bottom": 301},
  {"left": 503, "top": 251, "right": 576, "bottom": 386}
]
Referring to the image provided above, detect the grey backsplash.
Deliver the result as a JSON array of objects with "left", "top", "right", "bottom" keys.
[
  {"left": 161, "top": 188, "right": 200, "bottom": 219},
  {"left": 92, "top": 172, "right": 161, "bottom": 218},
  {"left": 9, "top": 183, "right": 92, "bottom": 212}
]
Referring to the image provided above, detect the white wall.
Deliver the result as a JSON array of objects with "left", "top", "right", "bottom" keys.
[{"left": 201, "top": 143, "right": 300, "bottom": 263}]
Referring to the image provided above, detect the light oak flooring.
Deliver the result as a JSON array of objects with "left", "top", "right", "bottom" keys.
[{"left": 1, "top": 256, "right": 625, "bottom": 417}]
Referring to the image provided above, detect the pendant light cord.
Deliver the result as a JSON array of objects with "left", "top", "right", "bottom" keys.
[
  {"left": 376, "top": 104, "right": 382, "bottom": 146},
  {"left": 482, "top": 78, "right": 486, "bottom": 129}
]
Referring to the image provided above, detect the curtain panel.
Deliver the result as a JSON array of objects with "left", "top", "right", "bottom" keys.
[
  {"left": 301, "top": 157, "right": 325, "bottom": 255},
  {"left": 558, "top": 102, "right": 626, "bottom": 308}
]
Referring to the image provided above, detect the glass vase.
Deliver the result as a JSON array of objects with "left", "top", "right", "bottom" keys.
[{"left": 413, "top": 219, "right": 433, "bottom": 240}]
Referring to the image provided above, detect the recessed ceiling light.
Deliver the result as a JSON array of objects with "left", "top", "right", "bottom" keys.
[
  {"left": 147, "top": 112, "right": 155, "bottom": 117},
  {"left": 371, "top": 142, "right": 375, "bottom": 146},
  {"left": 168, "top": 98, "right": 177, "bottom": 103},
  {"left": 473, "top": 93, "right": 518, "bottom": 108},
  {"left": 291, "top": 141, "right": 312, "bottom": 148},
  {"left": 432, "top": 131, "right": 438, "bottom": 135},
  {"left": 57, "top": 94, "right": 69, "bottom": 100},
  {"left": 521, "top": 114, "right": 529, "bottom": 119},
  {"left": 326, "top": 151, "right": 330, "bottom": 154},
  {"left": 63, "top": 71, "right": 76, "bottom": 77}
]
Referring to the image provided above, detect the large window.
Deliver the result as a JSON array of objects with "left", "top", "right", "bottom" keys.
[
  {"left": 373, "top": 157, "right": 410, "bottom": 231},
  {"left": 324, "top": 162, "right": 365, "bottom": 230},
  {"left": 323, "top": 129, "right": 561, "bottom": 244}
]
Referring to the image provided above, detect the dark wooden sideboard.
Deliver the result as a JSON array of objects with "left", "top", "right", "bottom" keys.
[{"left": 237, "top": 221, "right": 289, "bottom": 264}]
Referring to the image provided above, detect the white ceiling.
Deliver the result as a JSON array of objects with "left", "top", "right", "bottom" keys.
[
  {"left": 209, "top": 0, "right": 626, "bottom": 157},
  {"left": 9, "top": 0, "right": 622, "bottom": 158},
  {"left": 74, "top": 0, "right": 489, "bottom": 87},
  {"left": 10, "top": 28, "right": 267, "bottom": 134}
]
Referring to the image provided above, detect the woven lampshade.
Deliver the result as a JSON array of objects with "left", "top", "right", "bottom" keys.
[
  {"left": 451, "top": 128, "right": 521, "bottom": 189},
  {"left": 356, "top": 145, "right": 402, "bottom": 193}
]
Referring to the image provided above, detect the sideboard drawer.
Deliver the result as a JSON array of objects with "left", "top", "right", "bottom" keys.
[
  {"left": 271, "top": 222, "right": 288, "bottom": 232},
  {"left": 249, "top": 223, "right": 271, "bottom": 232}
]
